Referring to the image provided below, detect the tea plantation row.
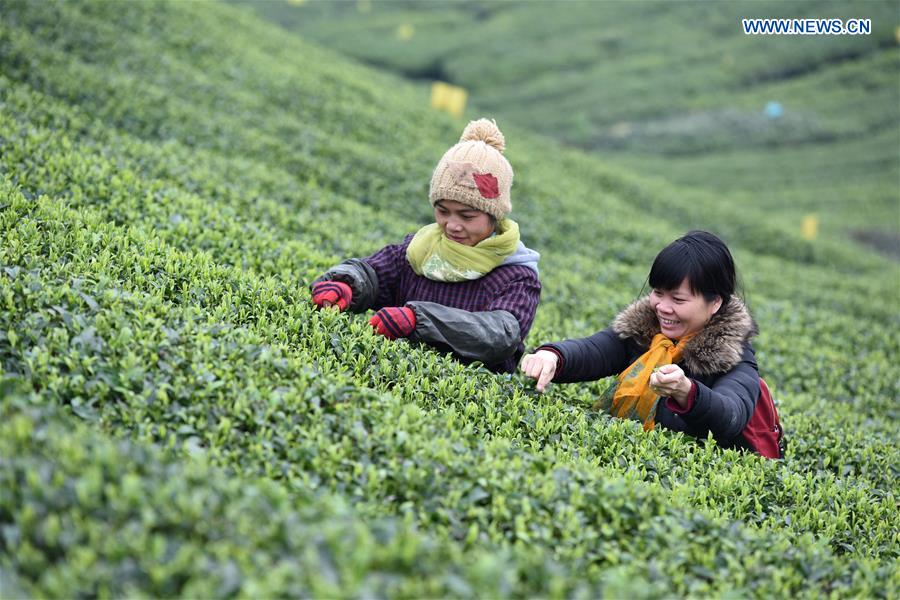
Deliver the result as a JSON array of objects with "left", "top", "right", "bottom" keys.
[
  {"left": 242, "top": 0, "right": 900, "bottom": 251},
  {"left": 1, "top": 185, "right": 895, "bottom": 596},
  {"left": 241, "top": 0, "right": 898, "bottom": 151},
  {"left": 1, "top": 0, "right": 897, "bottom": 596}
]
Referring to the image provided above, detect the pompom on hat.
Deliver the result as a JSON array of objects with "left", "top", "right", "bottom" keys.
[{"left": 429, "top": 118, "right": 513, "bottom": 220}]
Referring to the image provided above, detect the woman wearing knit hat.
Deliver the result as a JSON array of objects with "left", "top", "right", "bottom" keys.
[{"left": 310, "top": 118, "right": 541, "bottom": 374}]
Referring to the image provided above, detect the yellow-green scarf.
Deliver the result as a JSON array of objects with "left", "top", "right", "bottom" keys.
[
  {"left": 406, "top": 219, "right": 520, "bottom": 282},
  {"left": 594, "top": 332, "right": 696, "bottom": 431}
]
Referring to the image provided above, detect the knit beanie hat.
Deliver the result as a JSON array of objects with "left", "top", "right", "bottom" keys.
[{"left": 429, "top": 118, "right": 513, "bottom": 220}]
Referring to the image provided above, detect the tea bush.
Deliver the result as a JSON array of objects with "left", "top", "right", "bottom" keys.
[
  {"left": 1, "top": 0, "right": 897, "bottom": 597},
  {"left": 1, "top": 378, "right": 598, "bottom": 599},
  {"left": 243, "top": 0, "right": 900, "bottom": 252}
]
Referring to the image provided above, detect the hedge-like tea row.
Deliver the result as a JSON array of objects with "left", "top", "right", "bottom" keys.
[
  {"left": 0, "top": 128, "right": 895, "bottom": 559},
  {"left": 245, "top": 1, "right": 898, "bottom": 153},
  {"left": 247, "top": 0, "right": 900, "bottom": 246},
  {"left": 3, "top": 379, "right": 607, "bottom": 599},
  {"left": 1, "top": 0, "right": 897, "bottom": 596},
  {"left": 1, "top": 183, "right": 895, "bottom": 595},
  {"left": 2, "top": 0, "right": 892, "bottom": 275}
]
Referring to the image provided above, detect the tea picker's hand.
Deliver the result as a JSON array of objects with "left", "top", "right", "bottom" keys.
[
  {"left": 311, "top": 280, "right": 352, "bottom": 311},
  {"left": 649, "top": 364, "right": 692, "bottom": 405},
  {"left": 369, "top": 306, "right": 416, "bottom": 340},
  {"left": 520, "top": 349, "right": 559, "bottom": 393}
]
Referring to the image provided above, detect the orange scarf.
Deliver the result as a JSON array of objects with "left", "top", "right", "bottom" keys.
[{"left": 596, "top": 332, "right": 695, "bottom": 431}]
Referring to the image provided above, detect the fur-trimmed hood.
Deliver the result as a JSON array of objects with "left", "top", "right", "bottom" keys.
[{"left": 612, "top": 295, "right": 757, "bottom": 377}]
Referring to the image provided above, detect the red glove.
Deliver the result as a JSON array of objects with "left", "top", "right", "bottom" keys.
[
  {"left": 311, "top": 280, "right": 352, "bottom": 311},
  {"left": 369, "top": 306, "right": 416, "bottom": 340}
]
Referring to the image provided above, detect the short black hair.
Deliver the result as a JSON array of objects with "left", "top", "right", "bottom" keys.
[{"left": 648, "top": 230, "right": 736, "bottom": 308}]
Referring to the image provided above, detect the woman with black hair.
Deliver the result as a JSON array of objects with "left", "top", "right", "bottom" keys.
[{"left": 520, "top": 230, "right": 783, "bottom": 457}]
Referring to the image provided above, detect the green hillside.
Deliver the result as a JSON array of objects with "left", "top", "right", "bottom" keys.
[
  {"left": 241, "top": 0, "right": 900, "bottom": 254},
  {"left": 1, "top": 0, "right": 898, "bottom": 597}
]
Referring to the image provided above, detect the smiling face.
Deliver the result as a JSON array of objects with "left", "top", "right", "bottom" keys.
[
  {"left": 649, "top": 278, "right": 722, "bottom": 340},
  {"left": 433, "top": 199, "right": 495, "bottom": 247}
]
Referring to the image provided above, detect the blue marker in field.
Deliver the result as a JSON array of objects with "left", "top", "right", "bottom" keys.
[{"left": 764, "top": 101, "right": 784, "bottom": 120}]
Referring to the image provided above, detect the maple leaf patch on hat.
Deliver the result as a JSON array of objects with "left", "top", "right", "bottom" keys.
[
  {"left": 444, "top": 161, "right": 500, "bottom": 200},
  {"left": 472, "top": 173, "right": 499, "bottom": 199}
]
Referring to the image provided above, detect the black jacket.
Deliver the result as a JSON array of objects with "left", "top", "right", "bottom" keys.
[{"left": 544, "top": 296, "right": 761, "bottom": 449}]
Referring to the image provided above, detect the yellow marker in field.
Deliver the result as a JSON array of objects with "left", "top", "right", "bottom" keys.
[
  {"left": 801, "top": 214, "right": 819, "bottom": 240},
  {"left": 286, "top": 0, "right": 306, "bottom": 5},
  {"left": 895, "top": 25, "right": 900, "bottom": 44},
  {"left": 431, "top": 82, "right": 467, "bottom": 118},
  {"left": 396, "top": 23, "right": 415, "bottom": 41}
]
